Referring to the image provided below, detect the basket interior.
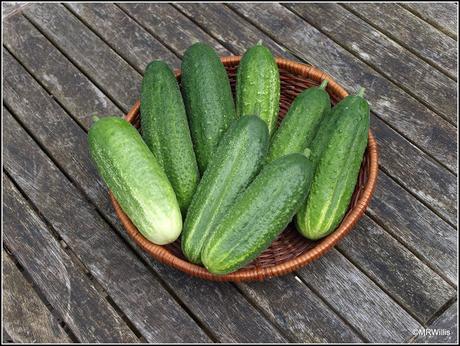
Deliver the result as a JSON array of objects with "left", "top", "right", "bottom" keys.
[{"left": 131, "top": 63, "right": 370, "bottom": 272}]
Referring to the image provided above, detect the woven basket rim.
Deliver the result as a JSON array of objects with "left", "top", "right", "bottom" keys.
[{"left": 109, "top": 56, "right": 379, "bottom": 282}]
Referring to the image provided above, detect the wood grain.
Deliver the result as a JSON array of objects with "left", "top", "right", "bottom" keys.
[
  {"left": 22, "top": 3, "right": 139, "bottom": 112},
  {"left": 3, "top": 110, "right": 211, "bottom": 343},
  {"left": 345, "top": 3, "right": 457, "bottom": 78},
  {"left": 337, "top": 215, "right": 456, "bottom": 324},
  {"left": 414, "top": 302, "right": 458, "bottom": 343},
  {"left": 402, "top": 2, "right": 458, "bottom": 40},
  {"left": 3, "top": 175, "right": 138, "bottom": 343},
  {"left": 286, "top": 3, "right": 457, "bottom": 123},
  {"left": 65, "top": 3, "right": 181, "bottom": 72},
  {"left": 237, "top": 275, "right": 363, "bottom": 343},
  {"left": 3, "top": 251, "right": 72, "bottom": 343},
  {"left": 228, "top": 3, "right": 457, "bottom": 174},
  {"left": 368, "top": 171, "right": 457, "bottom": 285},
  {"left": 297, "top": 249, "right": 421, "bottom": 342}
]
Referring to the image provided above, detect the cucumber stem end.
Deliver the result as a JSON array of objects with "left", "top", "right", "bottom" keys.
[
  {"left": 357, "top": 87, "right": 365, "bottom": 97},
  {"left": 319, "top": 79, "right": 329, "bottom": 90}
]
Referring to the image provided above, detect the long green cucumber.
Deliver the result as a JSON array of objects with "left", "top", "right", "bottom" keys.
[
  {"left": 202, "top": 153, "right": 314, "bottom": 275},
  {"left": 236, "top": 41, "right": 280, "bottom": 134},
  {"left": 181, "top": 42, "right": 236, "bottom": 173},
  {"left": 88, "top": 116, "right": 182, "bottom": 245},
  {"left": 141, "top": 60, "right": 199, "bottom": 212},
  {"left": 296, "top": 88, "right": 370, "bottom": 240},
  {"left": 181, "top": 116, "right": 269, "bottom": 264},
  {"left": 267, "top": 80, "right": 331, "bottom": 162}
]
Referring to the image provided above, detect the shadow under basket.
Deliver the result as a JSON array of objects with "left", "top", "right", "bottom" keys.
[{"left": 109, "top": 56, "right": 379, "bottom": 282}]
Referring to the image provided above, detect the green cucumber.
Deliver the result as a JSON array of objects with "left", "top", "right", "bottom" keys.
[
  {"left": 202, "top": 153, "right": 314, "bottom": 275},
  {"left": 181, "top": 42, "right": 236, "bottom": 173},
  {"left": 296, "top": 88, "right": 370, "bottom": 240},
  {"left": 236, "top": 41, "right": 280, "bottom": 134},
  {"left": 181, "top": 116, "right": 269, "bottom": 264},
  {"left": 88, "top": 116, "right": 182, "bottom": 245},
  {"left": 141, "top": 60, "right": 199, "bottom": 212},
  {"left": 267, "top": 80, "right": 331, "bottom": 162}
]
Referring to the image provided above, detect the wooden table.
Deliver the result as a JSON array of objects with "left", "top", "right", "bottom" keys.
[{"left": 3, "top": 3, "right": 457, "bottom": 343}]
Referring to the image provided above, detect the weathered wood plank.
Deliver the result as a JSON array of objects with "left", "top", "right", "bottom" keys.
[
  {"left": 118, "top": 2, "right": 228, "bottom": 56},
  {"left": 371, "top": 116, "right": 457, "bottom": 226},
  {"left": 369, "top": 171, "right": 457, "bottom": 285},
  {"left": 345, "top": 3, "right": 457, "bottom": 79},
  {"left": 298, "top": 250, "right": 421, "bottom": 342},
  {"left": 22, "top": 3, "right": 139, "bottom": 112},
  {"left": 229, "top": 3, "right": 457, "bottom": 174},
  {"left": 3, "top": 251, "right": 72, "bottom": 343},
  {"left": 413, "top": 302, "right": 458, "bottom": 343},
  {"left": 2, "top": 57, "right": 287, "bottom": 343},
  {"left": 3, "top": 110, "right": 210, "bottom": 343},
  {"left": 402, "top": 2, "right": 458, "bottom": 40},
  {"left": 337, "top": 215, "right": 455, "bottom": 324},
  {"left": 237, "top": 276, "right": 363, "bottom": 343},
  {"left": 3, "top": 175, "right": 138, "bottom": 343},
  {"left": 65, "top": 3, "right": 181, "bottom": 72},
  {"left": 286, "top": 3, "right": 457, "bottom": 123},
  {"left": 3, "top": 14, "right": 121, "bottom": 128}
]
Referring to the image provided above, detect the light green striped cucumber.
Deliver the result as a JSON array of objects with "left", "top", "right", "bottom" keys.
[
  {"left": 296, "top": 88, "right": 370, "bottom": 240},
  {"left": 267, "top": 80, "right": 331, "bottom": 162},
  {"left": 181, "top": 116, "right": 269, "bottom": 264},
  {"left": 88, "top": 116, "right": 182, "bottom": 245},
  {"left": 141, "top": 60, "right": 199, "bottom": 212},
  {"left": 181, "top": 42, "right": 236, "bottom": 173},
  {"left": 202, "top": 153, "right": 314, "bottom": 275},
  {"left": 236, "top": 41, "right": 280, "bottom": 135}
]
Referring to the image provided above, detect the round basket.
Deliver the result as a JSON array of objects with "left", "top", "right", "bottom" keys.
[{"left": 109, "top": 56, "right": 378, "bottom": 282}]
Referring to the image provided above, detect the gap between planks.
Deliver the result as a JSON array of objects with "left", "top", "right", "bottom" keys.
[
  {"left": 2, "top": 167, "right": 144, "bottom": 343},
  {"left": 283, "top": 4, "right": 457, "bottom": 127},
  {"left": 8, "top": 6, "right": 456, "bottom": 286}
]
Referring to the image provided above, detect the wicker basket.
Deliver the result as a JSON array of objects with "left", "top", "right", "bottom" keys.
[{"left": 109, "top": 56, "right": 378, "bottom": 282}]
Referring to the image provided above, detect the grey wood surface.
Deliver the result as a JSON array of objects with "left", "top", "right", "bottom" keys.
[{"left": 3, "top": 2, "right": 457, "bottom": 343}]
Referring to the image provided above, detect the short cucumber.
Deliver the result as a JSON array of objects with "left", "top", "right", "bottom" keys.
[
  {"left": 141, "top": 60, "right": 199, "bottom": 212},
  {"left": 88, "top": 116, "right": 182, "bottom": 245},
  {"left": 202, "top": 153, "right": 314, "bottom": 275},
  {"left": 181, "top": 116, "right": 269, "bottom": 264},
  {"left": 267, "top": 80, "right": 331, "bottom": 162},
  {"left": 236, "top": 41, "right": 280, "bottom": 134},
  {"left": 296, "top": 88, "right": 370, "bottom": 240},
  {"left": 181, "top": 42, "right": 236, "bottom": 173}
]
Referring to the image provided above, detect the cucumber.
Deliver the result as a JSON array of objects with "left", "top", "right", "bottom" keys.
[
  {"left": 267, "top": 80, "right": 331, "bottom": 162},
  {"left": 88, "top": 116, "right": 182, "bottom": 245},
  {"left": 236, "top": 41, "right": 280, "bottom": 135},
  {"left": 141, "top": 60, "right": 199, "bottom": 212},
  {"left": 296, "top": 88, "right": 370, "bottom": 240},
  {"left": 181, "top": 42, "right": 236, "bottom": 173},
  {"left": 202, "top": 153, "right": 314, "bottom": 275},
  {"left": 181, "top": 116, "right": 269, "bottom": 264}
]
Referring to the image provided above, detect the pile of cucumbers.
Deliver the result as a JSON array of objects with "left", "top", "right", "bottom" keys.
[{"left": 88, "top": 41, "right": 370, "bottom": 275}]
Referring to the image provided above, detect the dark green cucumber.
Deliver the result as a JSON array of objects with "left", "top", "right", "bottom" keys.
[
  {"left": 141, "top": 60, "right": 199, "bottom": 212},
  {"left": 181, "top": 116, "right": 269, "bottom": 264},
  {"left": 236, "top": 41, "right": 280, "bottom": 135},
  {"left": 202, "top": 153, "right": 314, "bottom": 275},
  {"left": 181, "top": 42, "right": 236, "bottom": 173},
  {"left": 296, "top": 88, "right": 370, "bottom": 240},
  {"left": 88, "top": 116, "right": 182, "bottom": 245},
  {"left": 267, "top": 80, "right": 331, "bottom": 162}
]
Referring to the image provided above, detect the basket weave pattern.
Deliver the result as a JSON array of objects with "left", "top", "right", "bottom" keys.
[{"left": 109, "top": 56, "right": 379, "bottom": 282}]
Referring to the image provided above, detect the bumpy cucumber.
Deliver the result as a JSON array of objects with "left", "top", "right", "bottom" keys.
[
  {"left": 141, "top": 61, "right": 199, "bottom": 212},
  {"left": 181, "top": 116, "right": 269, "bottom": 264},
  {"left": 88, "top": 116, "right": 182, "bottom": 245},
  {"left": 181, "top": 42, "right": 236, "bottom": 173},
  {"left": 296, "top": 88, "right": 370, "bottom": 240},
  {"left": 236, "top": 42, "right": 280, "bottom": 134},
  {"left": 202, "top": 153, "right": 314, "bottom": 275},
  {"left": 267, "top": 80, "right": 331, "bottom": 162}
]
